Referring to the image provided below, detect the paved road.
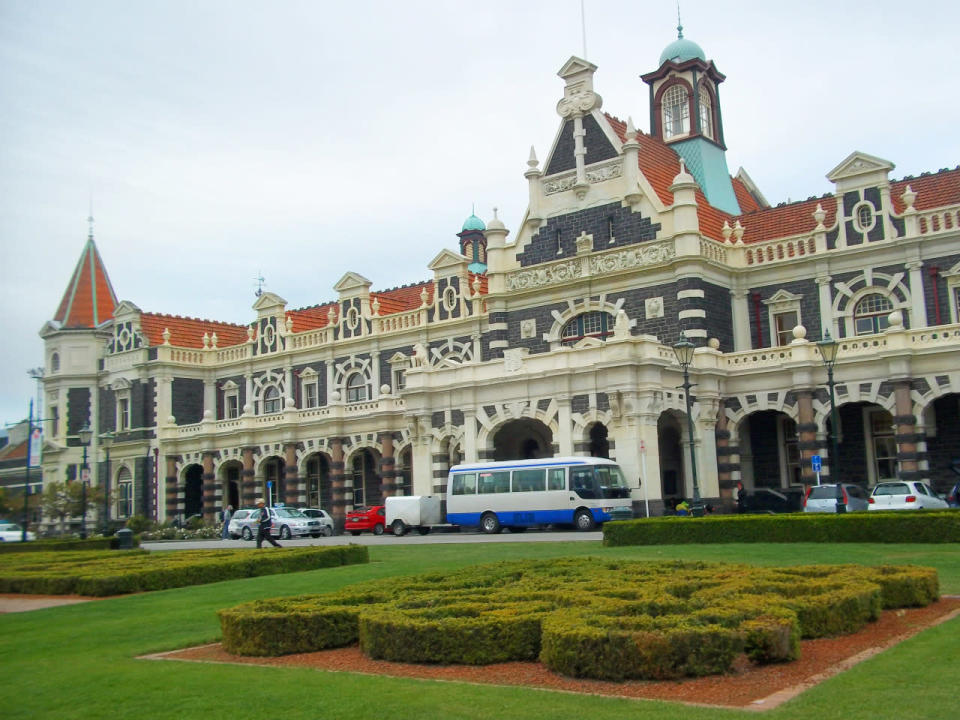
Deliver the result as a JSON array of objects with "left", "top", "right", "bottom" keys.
[{"left": 142, "top": 528, "right": 604, "bottom": 551}]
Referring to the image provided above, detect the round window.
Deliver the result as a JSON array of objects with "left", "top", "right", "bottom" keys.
[
  {"left": 347, "top": 307, "right": 360, "bottom": 329},
  {"left": 263, "top": 324, "right": 276, "bottom": 346},
  {"left": 443, "top": 287, "right": 457, "bottom": 311},
  {"left": 854, "top": 202, "right": 875, "bottom": 233}
]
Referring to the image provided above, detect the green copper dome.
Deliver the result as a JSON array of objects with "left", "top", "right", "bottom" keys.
[
  {"left": 462, "top": 213, "right": 485, "bottom": 232},
  {"left": 659, "top": 25, "right": 705, "bottom": 65}
]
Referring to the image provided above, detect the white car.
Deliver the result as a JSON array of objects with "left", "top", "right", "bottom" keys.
[
  {"left": 227, "top": 509, "right": 259, "bottom": 540},
  {"left": 232, "top": 507, "right": 324, "bottom": 540},
  {"left": 868, "top": 481, "right": 949, "bottom": 511},
  {"left": 0, "top": 522, "right": 36, "bottom": 542},
  {"left": 298, "top": 508, "right": 335, "bottom": 536}
]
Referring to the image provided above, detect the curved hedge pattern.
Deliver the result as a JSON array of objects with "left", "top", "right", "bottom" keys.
[{"left": 218, "top": 558, "right": 939, "bottom": 680}]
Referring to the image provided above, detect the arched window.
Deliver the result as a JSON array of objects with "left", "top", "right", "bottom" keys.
[
  {"left": 116, "top": 467, "right": 133, "bottom": 518},
  {"left": 263, "top": 386, "right": 281, "bottom": 414},
  {"left": 560, "top": 311, "right": 612, "bottom": 346},
  {"left": 662, "top": 85, "right": 689, "bottom": 139},
  {"left": 345, "top": 372, "right": 368, "bottom": 403},
  {"left": 50, "top": 353, "right": 60, "bottom": 372},
  {"left": 698, "top": 86, "right": 713, "bottom": 140},
  {"left": 854, "top": 293, "right": 894, "bottom": 335}
]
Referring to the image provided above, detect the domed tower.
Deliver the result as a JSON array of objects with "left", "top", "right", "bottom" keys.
[
  {"left": 640, "top": 21, "right": 741, "bottom": 214},
  {"left": 457, "top": 211, "right": 488, "bottom": 274}
]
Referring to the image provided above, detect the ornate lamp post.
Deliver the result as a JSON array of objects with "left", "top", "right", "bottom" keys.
[
  {"left": 672, "top": 333, "right": 703, "bottom": 517},
  {"left": 100, "top": 431, "right": 114, "bottom": 534},
  {"left": 816, "top": 331, "right": 845, "bottom": 513},
  {"left": 77, "top": 424, "right": 93, "bottom": 538}
]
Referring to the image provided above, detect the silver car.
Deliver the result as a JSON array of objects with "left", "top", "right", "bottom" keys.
[
  {"left": 803, "top": 483, "right": 870, "bottom": 513},
  {"left": 869, "top": 481, "right": 949, "bottom": 511},
  {"left": 226, "top": 509, "right": 258, "bottom": 540}
]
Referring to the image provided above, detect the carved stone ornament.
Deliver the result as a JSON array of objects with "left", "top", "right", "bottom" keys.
[
  {"left": 556, "top": 87, "right": 602, "bottom": 118},
  {"left": 503, "top": 348, "right": 526, "bottom": 373},
  {"left": 520, "top": 319, "right": 537, "bottom": 339},
  {"left": 507, "top": 260, "right": 583, "bottom": 291},
  {"left": 645, "top": 296, "right": 664, "bottom": 319},
  {"left": 544, "top": 161, "right": 621, "bottom": 195},
  {"left": 588, "top": 242, "right": 675, "bottom": 274}
]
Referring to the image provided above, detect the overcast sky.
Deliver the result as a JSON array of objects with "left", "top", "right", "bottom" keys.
[{"left": 2, "top": 0, "right": 959, "bottom": 428}]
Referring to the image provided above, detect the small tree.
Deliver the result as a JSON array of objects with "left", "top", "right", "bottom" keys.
[
  {"left": 41, "top": 481, "right": 107, "bottom": 536},
  {"left": 0, "top": 487, "right": 12, "bottom": 518}
]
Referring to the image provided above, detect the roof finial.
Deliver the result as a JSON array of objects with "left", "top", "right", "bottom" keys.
[
  {"left": 677, "top": 2, "right": 684, "bottom": 38},
  {"left": 581, "top": 0, "right": 588, "bottom": 59},
  {"left": 254, "top": 272, "right": 265, "bottom": 297},
  {"left": 493, "top": 206, "right": 499, "bottom": 220},
  {"left": 87, "top": 196, "right": 95, "bottom": 241}
]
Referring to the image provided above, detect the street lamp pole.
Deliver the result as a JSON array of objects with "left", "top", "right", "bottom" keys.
[
  {"left": 816, "top": 331, "right": 845, "bottom": 513},
  {"left": 100, "top": 432, "right": 114, "bottom": 535},
  {"left": 78, "top": 424, "right": 93, "bottom": 538},
  {"left": 672, "top": 333, "right": 703, "bottom": 517}
]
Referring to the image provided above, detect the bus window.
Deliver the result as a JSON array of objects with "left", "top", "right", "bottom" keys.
[
  {"left": 513, "top": 469, "right": 546, "bottom": 492},
  {"left": 570, "top": 467, "right": 598, "bottom": 499},
  {"left": 479, "top": 471, "right": 510, "bottom": 494},
  {"left": 547, "top": 467, "right": 566, "bottom": 491},
  {"left": 451, "top": 473, "right": 476, "bottom": 495}
]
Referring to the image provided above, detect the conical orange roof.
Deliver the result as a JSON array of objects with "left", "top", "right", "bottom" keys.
[{"left": 52, "top": 236, "right": 119, "bottom": 328}]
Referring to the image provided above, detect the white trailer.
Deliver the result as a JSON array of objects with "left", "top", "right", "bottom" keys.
[{"left": 385, "top": 495, "right": 445, "bottom": 535}]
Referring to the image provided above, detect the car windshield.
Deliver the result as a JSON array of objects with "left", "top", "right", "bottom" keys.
[
  {"left": 874, "top": 483, "right": 908, "bottom": 496},
  {"left": 275, "top": 508, "right": 305, "bottom": 518},
  {"left": 596, "top": 465, "right": 630, "bottom": 499},
  {"left": 1, "top": 523, "right": 21, "bottom": 531}
]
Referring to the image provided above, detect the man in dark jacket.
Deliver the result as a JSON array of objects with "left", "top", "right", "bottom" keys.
[{"left": 255, "top": 499, "right": 282, "bottom": 548}]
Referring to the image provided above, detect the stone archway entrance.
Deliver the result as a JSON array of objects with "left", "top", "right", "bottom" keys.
[
  {"left": 492, "top": 418, "right": 553, "bottom": 461},
  {"left": 182, "top": 464, "right": 203, "bottom": 519},
  {"left": 658, "top": 413, "right": 683, "bottom": 508},
  {"left": 349, "top": 448, "right": 380, "bottom": 507}
]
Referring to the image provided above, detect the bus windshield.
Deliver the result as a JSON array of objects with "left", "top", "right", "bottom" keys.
[{"left": 596, "top": 465, "right": 630, "bottom": 499}]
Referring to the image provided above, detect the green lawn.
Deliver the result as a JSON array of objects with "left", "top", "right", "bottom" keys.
[{"left": 1, "top": 541, "right": 958, "bottom": 719}]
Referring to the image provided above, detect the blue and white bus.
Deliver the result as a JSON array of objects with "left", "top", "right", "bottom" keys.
[{"left": 445, "top": 456, "right": 632, "bottom": 533}]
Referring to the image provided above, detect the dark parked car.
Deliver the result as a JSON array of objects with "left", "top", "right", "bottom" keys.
[{"left": 739, "top": 487, "right": 803, "bottom": 514}]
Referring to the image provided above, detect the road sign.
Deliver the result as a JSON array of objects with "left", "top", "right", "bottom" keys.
[{"left": 811, "top": 455, "right": 822, "bottom": 472}]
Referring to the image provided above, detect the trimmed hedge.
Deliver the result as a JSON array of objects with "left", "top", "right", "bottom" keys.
[
  {"left": 0, "top": 545, "right": 368, "bottom": 596},
  {"left": 0, "top": 536, "right": 140, "bottom": 553},
  {"left": 218, "top": 558, "right": 939, "bottom": 681},
  {"left": 603, "top": 510, "right": 960, "bottom": 546}
]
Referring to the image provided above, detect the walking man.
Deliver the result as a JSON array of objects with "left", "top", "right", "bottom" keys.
[
  {"left": 255, "top": 499, "right": 282, "bottom": 548},
  {"left": 221, "top": 504, "right": 233, "bottom": 540}
]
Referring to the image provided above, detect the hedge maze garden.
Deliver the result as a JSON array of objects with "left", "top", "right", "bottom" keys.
[{"left": 218, "top": 558, "right": 939, "bottom": 681}]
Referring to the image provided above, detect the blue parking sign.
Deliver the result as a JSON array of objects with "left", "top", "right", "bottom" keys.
[{"left": 811, "top": 455, "right": 822, "bottom": 472}]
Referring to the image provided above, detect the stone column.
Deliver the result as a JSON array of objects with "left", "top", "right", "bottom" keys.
[
  {"left": 795, "top": 390, "right": 820, "bottom": 485},
  {"left": 379, "top": 431, "right": 396, "bottom": 501},
  {"left": 330, "top": 438, "right": 346, "bottom": 532},
  {"left": 202, "top": 451, "right": 217, "bottom": 521},
  {"left": 284, "top": 443, "right": 301, "bottom": 506},
  {"left": 715, "top": 400, "right": 734, "bottom": 508},
  {"left": 557, "top": 396, "right": 573, "bottom": 456},
  {"left": 164, "top": 456, "right": 179, "bottom": 523},
  {"left": 893, "top": 380, "right": 922, "bottom": 481},
  {"left": 241, "top": 447, "right": 257, "bottom": 506}
]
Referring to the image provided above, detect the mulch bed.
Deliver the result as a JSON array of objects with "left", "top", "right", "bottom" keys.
[{"left": 146, "top": 597, "right": 960, "bottom": 710}]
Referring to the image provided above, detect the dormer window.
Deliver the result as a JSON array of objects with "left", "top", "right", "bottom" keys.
[
  {"left": 698, "top": 87, "right": 713, "bottom": 140},
  {"left": 662, "top": 85, "right": 689, "bottom": 139}
]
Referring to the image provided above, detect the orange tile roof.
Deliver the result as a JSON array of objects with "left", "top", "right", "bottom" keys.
[
  {"left": 52, "top": 239, "right": 119, "bottom": 328},
  {"left": 140, "top": 313, "right": 249, "bottom": 348},
  {"left": 0, "top": 438, "right": 28, "bottom": 461},
  {"left": 734, "top": 196, "right": 838, "bottom": 244},
  {"left": 287, "top": 304, "right": 335, "bottom": 332},
  {"left": 890, "top": 167, "right": 960, "bottom": 213}
]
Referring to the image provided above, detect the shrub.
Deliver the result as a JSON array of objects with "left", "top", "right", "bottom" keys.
[
  {"left": 603, "top": 511, "right": 960, "bottom": 546},
  {"left": 218, "top": 557, "right": 938, "bottom": 681}
]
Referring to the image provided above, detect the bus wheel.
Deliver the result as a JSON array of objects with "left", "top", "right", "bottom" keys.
[
  {"left": 574, "top": 509, "right": 595, "bottom": 531},
  {"left": 480, "top": 513, "right": 501, "bottom": 534},
  {"left": 392, "top": 519, "right": 406, "bottom": 536}
]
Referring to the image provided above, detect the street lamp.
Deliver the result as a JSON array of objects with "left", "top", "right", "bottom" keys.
[
  {"left": 77, "top": 424, "right": 93, "bottom": 538},
  {"left": 100, "top": 431, "right": 114, "bottom": 535},
  {"left": 672, "top": 333, "right": 703, "bottom": 517},
  {"left": 816, "top": 330, "right": 845, "bottom": 513}
]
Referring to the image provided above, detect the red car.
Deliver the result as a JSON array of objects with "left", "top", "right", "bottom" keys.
[{"left": 345, "top": 505, "right": 386, "bottom": 535}]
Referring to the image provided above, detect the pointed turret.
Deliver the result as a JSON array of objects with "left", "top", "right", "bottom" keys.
[{"left": 52, "top": 220, "right": 119, "bottom": 328}]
